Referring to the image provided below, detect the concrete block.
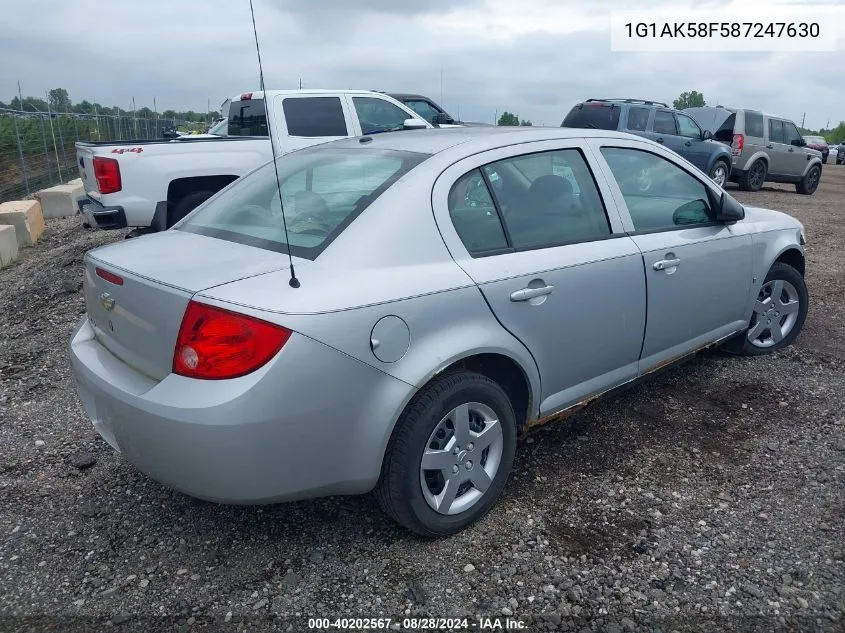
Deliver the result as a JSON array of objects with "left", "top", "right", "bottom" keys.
[
  {"left": 69, "top": 178, "right": 83, "bottom": 186},
  {"left": 35, "top": 182, "right": 84, "bottom": 219},
  {"left": 0, "top": 200, "right": 45, "bottom": 247},
  {"left": 0, "top": 225, "right": 19, "bottom": 269}
]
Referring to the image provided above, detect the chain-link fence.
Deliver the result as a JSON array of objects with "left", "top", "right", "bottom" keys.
[{"left": 0, "top": 108, "right": 188, "bottom": 203}]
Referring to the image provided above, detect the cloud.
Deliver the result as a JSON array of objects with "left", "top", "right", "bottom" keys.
[{"left": 0, "top": 0, "right": 842, "bottom": 130}]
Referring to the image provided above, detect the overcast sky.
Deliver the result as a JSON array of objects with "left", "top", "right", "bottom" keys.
[{"left": 1, "top": 0, "right": 843, "bottom": 129}]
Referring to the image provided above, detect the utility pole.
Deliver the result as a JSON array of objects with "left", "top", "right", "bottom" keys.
[
  {"left": 440, "top": 69, "right": 443, "bottom": 105},
  {"left": 299, "top": 78, "right": 302, "bottom": 89},
  {"left": 17, "top": 80, "right": 23, "bottom": 110},
  {"left": 801, "top": 112, "right": 806, "bottom": 128}
]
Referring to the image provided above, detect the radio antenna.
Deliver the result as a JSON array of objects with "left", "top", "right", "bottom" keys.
[{"left": 249, "top": 0, "right": 300, "bottom": 288}]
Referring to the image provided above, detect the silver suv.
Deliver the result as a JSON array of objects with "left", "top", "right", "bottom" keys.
[{"left": 685, "top": 106, "right": 823, "bottom": 195}]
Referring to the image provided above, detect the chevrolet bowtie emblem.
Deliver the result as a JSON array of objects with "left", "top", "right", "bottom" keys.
[{"left": 99, "top": 292, "right": 115, "bottom": 311}]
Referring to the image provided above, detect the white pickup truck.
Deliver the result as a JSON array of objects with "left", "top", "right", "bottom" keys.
[{"left": 74, "top": 90, "right": 432, "bottom": 235}]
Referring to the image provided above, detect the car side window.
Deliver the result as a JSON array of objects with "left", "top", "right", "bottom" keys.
[
  {"left": 282, "top": 97, "right": 348, "bottom": 137},
  {"left": 745, "top": 112, "right": 764, "bottom": 138},
  {"left": 352, "top": 97, "right": 411, "bottom": 134},
  {"left": 484, "top": 149, "right": 611, "bottom": 250},
  {"left": 626, "top": 107, "right": 650, "bottom": 132},
  {"left": 406, "top": 100, "right": 440, "bottom": 125},
  {"left": 676, "top": 114, "right": 702, "bottom": 139},
  {"left": 448, "top": 170, "right": 509, "bottom": 255},
  {"left": 600, "top": 147, "right": 714, "bottom": 231},
  {"left": 769, "top": 119, "right": 785, "bottom": 144},
  {"left": 654, "top": 110, "right": 678, "bottom": 135},
  {"left": 783, "top": 121, "right": 802, "bottom": 145}
]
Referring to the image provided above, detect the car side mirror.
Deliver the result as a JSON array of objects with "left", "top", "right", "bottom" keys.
[
  {"left": 403, "top": 118, "right": 428, "bottom": 130},
  {"left": 434, "top": 112, "right": 455, "bottom": 125},
  {"left": 715, "top": 191, "right": 745, "bottom": 223},
  {"left": 702, "top": 129, "right": 712, "bottom": 141},
  {"left": 791, "top": 138, "right": 806, "bottom": 147}
]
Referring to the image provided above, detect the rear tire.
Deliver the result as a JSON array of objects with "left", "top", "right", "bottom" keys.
[
  {"left": 708, "top": 160, "right": 730, "bottom": 188},
  {"left": 721, "top": 262, "right": 808, "bottom": 356},
  {"left": 739, "top": 159, "right": 766, "bottom": 192},
  {"left": 168, "top": 190, "right": 215, "bottom": 227},
  {"left": 796, "top": 165, "right": 821, "bottom": 195},
  {"left": 376, "top": 371, "right": 517, "bottom": 537}
]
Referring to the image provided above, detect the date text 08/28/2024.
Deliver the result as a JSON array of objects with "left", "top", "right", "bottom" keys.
[{"left": 307, "top": 617, "right": 527, "bottom": 630}]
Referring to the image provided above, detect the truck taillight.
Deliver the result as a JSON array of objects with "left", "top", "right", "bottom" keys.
[
  {"left": 173, "top": 301, "right": 292, "bottom": 380},
  {"left": 731, "top": 133, "right": 744, "bottom": 156},
  {"left": 240, "top": 92, "right": 253, "bottom": 100},
  {"left": 93, "top": 157, "right": 122, "bottom": 194}
]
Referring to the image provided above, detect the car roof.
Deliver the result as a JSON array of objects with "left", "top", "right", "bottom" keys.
[
  {"left": 387, "top": 93, "right": 430, "bottom": 101},
  {"left": 231, "top": 89, "right": 399, "bottom": 101},
  {"left": 323, "top": 126, "right": 641, "bottom": 155}
]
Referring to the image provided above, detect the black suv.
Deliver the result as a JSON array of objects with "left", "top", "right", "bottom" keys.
[{"left": 562, "top": 98, "right": 733, "bottom": 187}]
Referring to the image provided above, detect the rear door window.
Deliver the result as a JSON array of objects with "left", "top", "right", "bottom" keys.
[
  {"left": 282, "top": 97, "right": 349, "bottom": 137},
  {"left": 653, "top": 110, "right": 678, "bottom": 135},
  {"left": 626, "top": 107, "right": 650, "bottom": 131},
  {"left": 404, "top": 99, "right": 442, "bottom": 125},
  {"left": 561, "top": 103, "right": 621, "bottom": 130},
  {"left": 769, "top": 119, "right": 785, "bottom": 144}
]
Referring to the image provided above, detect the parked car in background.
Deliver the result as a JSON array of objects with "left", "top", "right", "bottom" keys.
[
  {"left": 837, "top": 142, "right": 845, "bottom": 165},
  {"left": 684, "top": 106, "right": 823, "bottom": 195},
  {"left": 561, "top": 98, "right": 733, "bottom": 187},
  {"left": 803, "top": 135, "right": 829, "bottom": 163},
  {"left": 70, "top": 126, "right": 808, "bottom": 536},
  {"left": 382, "top": 93, "right": 491, "bottom": 127},
  {"left": 74, "top": 90, "right": 432, "bottom": 236}
]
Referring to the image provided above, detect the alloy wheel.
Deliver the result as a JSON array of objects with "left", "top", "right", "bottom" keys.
[
  {"left": 747, "top": 279, "right": 801, "bottom": 348},
  {"left": 420, "top": 402, "right": 504, "bottom": 515}
]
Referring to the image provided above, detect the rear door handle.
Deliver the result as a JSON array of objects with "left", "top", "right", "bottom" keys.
[
  {"left": 684, "top": 141, "right": 692, "bottom": 146},
  {"left": 653, "top": 258, "right": 681, "bottom": 271},
  {"left": 510, "top": 285, "right": 554, "bottom": 301},
  {"left": 656, "top": 137, "right": 664, "bottom": 144},
  {"left": 766, "top": 144, "right": 773, "bottom": 149}
]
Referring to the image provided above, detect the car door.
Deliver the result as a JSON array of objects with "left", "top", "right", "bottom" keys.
[
  {"left": 766, "top": 118, "right": 791, "bottom": 176},
  {"left": 432, "top": 140, "right": 647, "bottom": 416},
  {"left": 271, "top": 94, "right": 353, "bottom": 152},
  {"left": 588, "top": 138, "right": 753, "bottom": 371},
  {"left": 781, "top": 120, "right": 810, "bottom": 176},
  {"left": 675, "top": 112, "right": 710, "bottom": 171},
  {"left": 650, "top": 109, "right": 682, "bottom": 153}
]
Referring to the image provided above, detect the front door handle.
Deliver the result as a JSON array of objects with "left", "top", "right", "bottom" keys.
[
  {"left": 510, "top": 285, "right": 555, "bottom": 302},
  {"left": 653, "top": 258, "right": 681, "bottom": 271},
  {"left": 788, "top": 147, "right": 794, "bottom": 152},
  {"left": 766, "top": 144, "right": 773, "bottom": 149},
  {"left": 684, "top": 141, "right": 692, "bottom": 146}
]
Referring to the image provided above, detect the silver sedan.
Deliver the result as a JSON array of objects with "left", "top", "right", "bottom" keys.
[{"left": 70, "top": 127, "right": 809, "bottom": 536}]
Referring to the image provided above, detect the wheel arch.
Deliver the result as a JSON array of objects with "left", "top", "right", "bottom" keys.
[
  {"left": 744, "top": 238, "right": 806, "bottom": 321},
  {"left": 166, "top": 175, "right": 239, "bottom": 206}
]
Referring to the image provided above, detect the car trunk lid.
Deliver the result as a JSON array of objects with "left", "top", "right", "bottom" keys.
[{"left": 83, "top": 230, "right": 299, "bottom": 381}]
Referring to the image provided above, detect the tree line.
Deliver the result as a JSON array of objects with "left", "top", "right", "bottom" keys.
[{"left": 0, "top": 88, "right": 220, "bottom": 123}]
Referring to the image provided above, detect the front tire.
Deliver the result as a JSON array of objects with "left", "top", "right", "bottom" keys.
[
  {"left": 722, "top": 262, "right": 808, "bottom": 356},
  {"left": 739, "top": 159, "right": 766, "bottom": 192},
  {"left": 376, "top": 371, "right": 517, "bottom": 537},
  {"left": 708, "top": 159, "right": 730, "bottom": 188},
  {"left": 796, "top": 165, "right": 821, "bottom": 195}
]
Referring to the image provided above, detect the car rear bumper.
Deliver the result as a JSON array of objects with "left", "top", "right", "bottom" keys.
[
  {"left": 77, "top": 196, "right": 127, "bottom": 230},
  {"left": 69, "top": 316, "right": 413, "bottom": 504}
]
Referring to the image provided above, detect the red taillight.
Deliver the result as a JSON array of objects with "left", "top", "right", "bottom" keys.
[
  {"left": 731, "top": 133, "right": 745, "bottom": 156},
  {"left": 93, "top": 156, "right": 122, "bottom": 194},
  {"left": 240, "top": 92, "right": 253, "bottom": 100},
  {"left": 95, "top": 267, "right": 124, "bottom": 286},
  {"left": 173, "top": 301, "right": 291, "bottom": 380}
]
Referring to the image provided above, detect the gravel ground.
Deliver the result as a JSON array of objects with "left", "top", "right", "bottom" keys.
[{"left": 1, "top": 167, "right": 843, "bottom": 633}]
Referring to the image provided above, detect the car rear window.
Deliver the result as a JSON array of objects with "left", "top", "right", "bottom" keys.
[
  {"left": 227, "top": 99, "right": 268, "bottom": 136},
  {"left": 177, "top": 148, "right": 429, "bottom": 259},
  {"left": 561, "top": 103, "right": 621, "bottom": 130},
  {"left": 744, "top": 111, "right": 764, "bottom": 138}
]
